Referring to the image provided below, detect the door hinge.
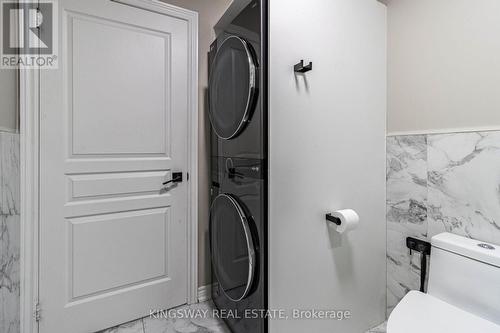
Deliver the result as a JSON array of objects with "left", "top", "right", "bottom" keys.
[{"left": 34, "top": 302, "right": 41, "bottom": 322}]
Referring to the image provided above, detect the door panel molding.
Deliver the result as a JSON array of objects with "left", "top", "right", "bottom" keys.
[
  {"left": 68, "top": 207, "right": 170, "bottom": 300},
  {"left": 20, "top": 1, "right": 198, "bottom": 332}
]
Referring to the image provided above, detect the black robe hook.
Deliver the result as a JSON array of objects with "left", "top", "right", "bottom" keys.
[{"left": 294, "top": 60, "right": 312, "bottom": 73}]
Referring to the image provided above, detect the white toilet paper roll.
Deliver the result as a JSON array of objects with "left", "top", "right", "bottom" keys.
[{"left": 331, "top": 209, "right": 359, "bottom": 234}]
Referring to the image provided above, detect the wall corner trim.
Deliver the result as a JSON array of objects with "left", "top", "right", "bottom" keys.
[{"left": 387, "top": 126, "right": 500, "bottom": 137}]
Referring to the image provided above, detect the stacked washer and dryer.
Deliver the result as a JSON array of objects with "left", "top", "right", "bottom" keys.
[{"left": 207, "top": 1, "right": 267, "bottom": 332}]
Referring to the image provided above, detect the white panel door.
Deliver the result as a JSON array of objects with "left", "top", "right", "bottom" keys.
[{"left": 39, "top": 1, "right": 190, "bottom": 332}]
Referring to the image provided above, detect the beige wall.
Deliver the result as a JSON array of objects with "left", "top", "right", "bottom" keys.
[
  {"left": 387, "top": 0, "right": 500, "bottom": 134},
  {"left": 0, "top": 69, "right": 18, "bottom": 132},
  {"left": 160, "top": 0, "right": 232, "bottom": 287}
]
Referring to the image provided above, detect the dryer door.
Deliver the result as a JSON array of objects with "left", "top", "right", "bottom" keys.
[
  {"left": 208, "top": 36, "right": 258, "bottom": 140},
  {"left": 210, "top": 193, "right": 256, "bottom": 302}
]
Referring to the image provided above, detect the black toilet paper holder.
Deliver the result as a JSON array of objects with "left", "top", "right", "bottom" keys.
[{"left": 326, "top": 213, "right": 341, "bottom": 225}]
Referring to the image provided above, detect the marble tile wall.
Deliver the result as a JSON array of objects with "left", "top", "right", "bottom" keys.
[
  {"left": 386, "top": 135, "right": 427, "bottom": 314},
  {"left": 386, "top": 130, "right": 500, "bottom": 314},
  {"left": 0, "top": 132, "right": 20, "bottom": 333}
]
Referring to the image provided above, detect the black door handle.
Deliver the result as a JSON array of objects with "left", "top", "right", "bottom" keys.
[{"left": 163, "top": 172, "right": 183, "bottom": 186}]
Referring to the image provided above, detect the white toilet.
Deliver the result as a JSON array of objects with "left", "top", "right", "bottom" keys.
[{"left": 388, "top": 232, "right": 500, "bottom": 333}]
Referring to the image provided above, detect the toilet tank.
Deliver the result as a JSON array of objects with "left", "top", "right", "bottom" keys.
[{"left": 428, "top": 232, "right": 500, "bottom": 325}]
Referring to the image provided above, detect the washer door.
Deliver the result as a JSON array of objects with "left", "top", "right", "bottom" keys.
[
  {"left": 210, "top": 194, "right": 256, "bottom": 302},
  {"left": 208, "top": 36, "right": 258, "bottom": 140}
]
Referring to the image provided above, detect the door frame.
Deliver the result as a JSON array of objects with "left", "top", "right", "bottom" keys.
[{"left": 19, "top": 1, "right": 199, "bottom": 331}]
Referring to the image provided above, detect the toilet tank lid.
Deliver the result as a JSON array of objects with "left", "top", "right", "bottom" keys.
[{"left": 431, "top": 233, "right": 500, "bottom": 268}]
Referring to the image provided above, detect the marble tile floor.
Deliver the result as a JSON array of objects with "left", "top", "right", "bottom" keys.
[
  {"left": 99, "top": 301, "right": 230, "bottom": 333},
  {"left": 366, "top": 321, "right": 387, "bottom": 333}
]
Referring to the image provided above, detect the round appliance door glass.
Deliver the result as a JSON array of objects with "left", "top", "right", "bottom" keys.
[
  {"left": 208, "top": 36, "right": 258, "bottom": 140},
  {"left": 210, "top": 194, "right": 256, "bottom": 302}
]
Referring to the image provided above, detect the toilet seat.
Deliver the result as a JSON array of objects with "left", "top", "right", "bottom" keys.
[{"left": 387, "top": 291, "right": 500, "bottom": 333}]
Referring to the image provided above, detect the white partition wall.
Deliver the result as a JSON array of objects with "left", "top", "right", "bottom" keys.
[{"left": 268, "top": 1, "right": 387, "bottom": 332}]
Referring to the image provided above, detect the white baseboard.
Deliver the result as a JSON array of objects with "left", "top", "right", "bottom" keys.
[
  {"left": 197, "top": 283, "right": 220, "bottom": 303},
  {"left": 197, "top": 284, "right": 211, "bottom": 303}
]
